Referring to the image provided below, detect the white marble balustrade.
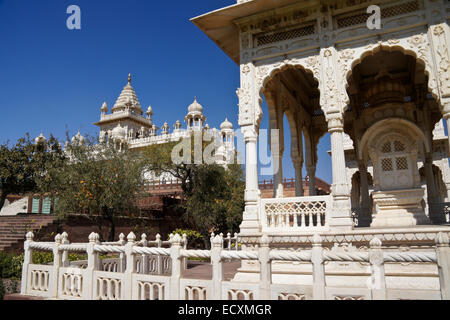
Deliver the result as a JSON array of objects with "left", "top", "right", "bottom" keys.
[{"left": 20, "top": 231, "right": 450, "bottom": 300}]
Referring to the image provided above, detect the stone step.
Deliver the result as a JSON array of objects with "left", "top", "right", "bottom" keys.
[{"left": 0, "top": 215, "right": 57, "bottom": 252}]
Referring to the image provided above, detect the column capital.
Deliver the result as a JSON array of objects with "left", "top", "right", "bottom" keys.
[
  {"left": 241, "top": 125, "right": 258, "bottom": 142},
  {"left": 358, "top": 160, "right": 368, "bottom": 172},
  {"left": 264, "top": 90, "right": 276, "bottom": 105},
  {"left": 292, "top": 156, "right": 303, "bottom": 166},
  {"left": 425, "top": 152, "right": 434, "bottom": 162},
  {"left": 326, "top": 110, "right": 344, "bottom": 133}
]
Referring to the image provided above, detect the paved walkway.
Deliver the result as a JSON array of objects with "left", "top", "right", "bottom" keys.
[{"left": 182, "top": 260, "right": 241, "bottom": 281}]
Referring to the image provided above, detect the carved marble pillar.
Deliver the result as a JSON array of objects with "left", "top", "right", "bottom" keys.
[
  {"left": 307, "top": 165, "right": 317, "bottom": 196},
  {"left": 287, "top": 109, "right": 304, "bottom": 197},
  {"left": 239, "top": 125, "right": 261, "bottom": 235},
  {"left": 266, "top": 90, "right": 284, "bottom": 198},
  {"left": 237, "top": 59, "right": 261, "bottom": 236},
  {"left": 273, "top": 106, "right": 284, "bottom": 198},
  {"left": 304, "top": 128, "right": 317, "bottom": 196},
  {"left": 425, "top": 153, "right": 445, "bottom": 224},
  {"left": 292, "top": 157, "right": 304, "bottom": 197},
  {"left": 358, "top": 160, "right": 371, "bottom": 227},
  {"left": 327, "top": 110, "right": 353, "bottom": 230},
  {"left": 425, "top": 153, "right": 439, "bottom": 203}
]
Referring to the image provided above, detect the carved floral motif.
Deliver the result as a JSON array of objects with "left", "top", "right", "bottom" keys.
[{"left": 432, "top": 25, "right": 450, "bottom": 94}]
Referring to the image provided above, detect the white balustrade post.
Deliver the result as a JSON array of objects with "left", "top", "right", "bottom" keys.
[
  {"left": 21, "top": 232, "right": 34, "bottom": 295},
  {"left": 49, "top": 234, "right": 62, "bottom": 298},
  {"left": 118, "top": 233, "right": 126, "bottom": 273},
  {"left": 369, "top": 237, "right": 386, "bottom": 300},
  {"left": 61, "top": 232, "right": 70, "bottom": 267},
  {"left": 435, "top": 232, "right": 450, "bottom": 300},
  {"left": 311, "top": 234, "right": 326, "bottom": 300},
  {"left": 182, "top": 233, "right": 188, "bottom": 270},
  {"left": 84, "top": 232, "right": 100, "bottom": 300},
  {"left": 156, "top": 234, "right": 163, "bottom": 275},
  {"left": 258, "top": 235, "right": 271, "bottom": 300},
  {"left": 211, "top": 235, "right": 224, "bottom": 300},
  {"left": 210, "top": 232, "right": 215, "bottom": 265},
  {"left": 141, "top": 234, "right": 148, "bottom": 274},
  {"left": 123, "top": 232, "right": 136, "bottom": 300},
  {"left": 169, "top": 234, "right": 183, "bottom": 300}
]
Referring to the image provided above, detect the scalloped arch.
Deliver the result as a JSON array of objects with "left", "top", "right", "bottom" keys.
[
  {"left": 258, "top": 62, "right": 321, "bottom": 99},
  {"left": 344, "top": 43, "right": 439, "bottom": 104}
]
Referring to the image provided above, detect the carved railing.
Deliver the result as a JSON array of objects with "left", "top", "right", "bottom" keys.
[
  {"left": 65, "top": 233, "right": 186, "bottom": 275},
  {"left": 260, "top": 195, "right": 332, "bottom": 232},
  {"left": 21, "top": 231, "right": 450, "bottom": 300}
]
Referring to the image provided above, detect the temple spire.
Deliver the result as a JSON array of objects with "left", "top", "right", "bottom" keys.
[{"left": 128, "top": 73, "right": 131, "bottom": 84}]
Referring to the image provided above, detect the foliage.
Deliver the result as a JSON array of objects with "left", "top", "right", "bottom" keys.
[
  {"left": 170, "top": 228, "right": 203, "bottom": 248},
  {"left": 184, "top": 164, "right": 244, "bottom": 247},
  {"left": 52, "top": 135, "right": 146, "bottom": 241},
  {"left": 0, "top": 252, "right": 23, "bottom": 279},
  {"left": 0, "top": 133, "right": 65, "bottom": 211},
  {"left": 0, "top": 279, "right": 4, "bottom": 300},
  {"left": 143, "top": 133, "right": 245, "bottom": 248},
  {"left": 0, "top": 251, "right": 89, "bottom": 280}
]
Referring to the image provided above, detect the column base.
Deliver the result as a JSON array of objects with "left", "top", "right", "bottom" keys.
[
  {"left": 239, "top": 220, "right": 261, "bottom": 236},
  {"left": 329, "top": 196, "right": 353, "bottom": 231},
  {"left": 371, "top": 188, "right": 430, "bottom": 228},
  {"left": 240, "top": 189, "right": 261, "bottom": 235}
]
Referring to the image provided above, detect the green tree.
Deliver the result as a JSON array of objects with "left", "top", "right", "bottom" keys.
[
  {"left": 143, "top": 133, "right": 244, "bottom": 247},
  {"left": 33, "top": 135, "right": 67, "bottom": 204},
  {"left": 184, "top": 164, "right": 244, "bottom": 247},
  {"left": 0, "top": 134, "right": 65, "bottom": 211},
  {"left": 53, "top": 136, "right": 146, "bottom": 241}
]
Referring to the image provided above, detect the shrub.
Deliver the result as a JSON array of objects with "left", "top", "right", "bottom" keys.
[
  {"left": 170, "top": 229, "right": 203, "bottom": 248},
  {"left": 0, "top": 279, "right": 4, "bottom": 300},
  {"left": 0, "top": 252, "right": 22, "bottom": 279},
  {"left": 0, "top": 251, "right": 89, "bottom": 280}
]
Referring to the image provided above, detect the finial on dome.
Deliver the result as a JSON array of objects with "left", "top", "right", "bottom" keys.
[
  {"left": 35, "top": 132, "right": 47, "bottom": 145},
  {"left": 128, "top": 73, "right": 131, "bottom": 83},
  {"left": 220, "top": 117, "right": 233, "bottom": 131}
]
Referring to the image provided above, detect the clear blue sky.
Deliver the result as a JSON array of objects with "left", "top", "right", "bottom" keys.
[{"left": 0, "top": 0, "right": 332, "bottom": 183}]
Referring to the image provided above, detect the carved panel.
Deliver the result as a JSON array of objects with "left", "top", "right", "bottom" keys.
[{"left": 432, "top": 24, "right": 450, "bottom": 97}]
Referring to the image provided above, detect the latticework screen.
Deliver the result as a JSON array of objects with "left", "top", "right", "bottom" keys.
[
  {"left": 256, "top": 24, "right": 315, "bottom": 46},
  {"left": 336, "top": 0, "right": 420, "bottom": 29}
]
